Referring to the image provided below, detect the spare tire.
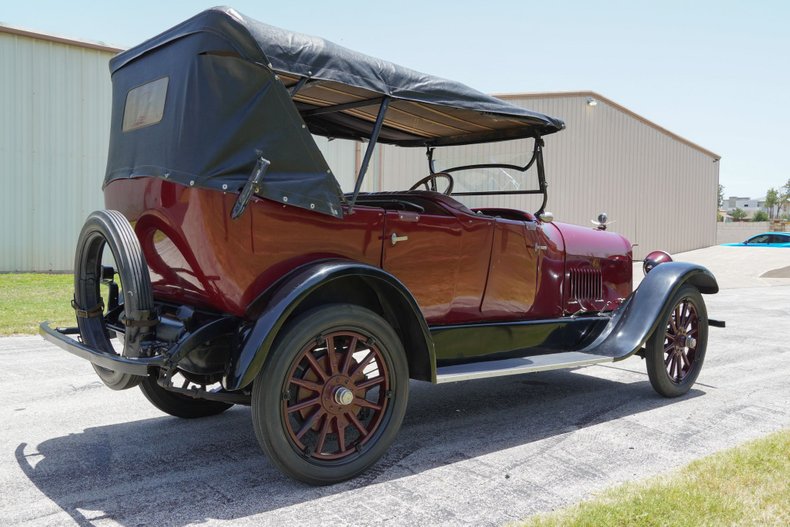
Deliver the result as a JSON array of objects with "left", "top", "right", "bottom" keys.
[{"left": 74, "top": 210, "right": 155, "bottom": 390}]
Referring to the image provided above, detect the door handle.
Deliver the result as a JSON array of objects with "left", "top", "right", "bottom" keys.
[{"left": 390, "top": 232, "right": 409, "bottom": 246}]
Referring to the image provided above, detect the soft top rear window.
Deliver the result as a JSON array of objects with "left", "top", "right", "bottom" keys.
[{"left": 122, "top": 77, "right": 169, "bottom": 132}]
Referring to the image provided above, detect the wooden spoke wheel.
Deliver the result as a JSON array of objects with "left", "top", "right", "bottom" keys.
[
  {"left": 646, "top": 284, "right": 708, "bottom": 397},
  {"left": 283, "top": 330, "right": 390, "bottom": 460},
  {"left": 251, "top": 304, "right": 408, "bottom": 485}
]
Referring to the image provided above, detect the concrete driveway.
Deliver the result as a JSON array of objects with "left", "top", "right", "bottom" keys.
[{"left": 2, "top": 246, "right": 789, "bottom": 526}]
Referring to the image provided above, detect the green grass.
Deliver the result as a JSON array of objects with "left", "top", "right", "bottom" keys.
[
  {"left": 521, "top": 429, "right": 790, "bottom": 527},
  {"left": 0, "top": 273, "right": 74, "bottom": 335}
]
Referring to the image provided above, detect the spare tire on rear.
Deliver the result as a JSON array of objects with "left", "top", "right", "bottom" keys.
[{"left": 73, "top": 210, "right": 155, "bottom": 390}]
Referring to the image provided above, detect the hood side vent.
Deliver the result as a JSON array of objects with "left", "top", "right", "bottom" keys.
[{"left": 569, "top": 268, "right": 603, "bottom": 302}]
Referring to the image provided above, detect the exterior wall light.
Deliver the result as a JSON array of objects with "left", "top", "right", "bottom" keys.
[{"left": 586, "top": 97, "right": 598, "bottom": 106}]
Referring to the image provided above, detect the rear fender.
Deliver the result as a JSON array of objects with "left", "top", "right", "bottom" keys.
[
  {"left": 224, "top": 259, "right": 435, "bottom": 391},
  {"left": 579, "top": 261, "right": 718, "bottom": 359}
]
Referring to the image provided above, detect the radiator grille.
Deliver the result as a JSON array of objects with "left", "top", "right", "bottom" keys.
[{"left": 569, "top": 268, "right": 603, "bottom": 301}]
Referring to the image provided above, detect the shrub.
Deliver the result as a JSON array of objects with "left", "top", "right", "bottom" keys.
[
  {"left": 752, "top": 210, "right": 769, "bottom": 222},
  {"left": 730, "top": 208, "right": 748, "bottom": 222}
]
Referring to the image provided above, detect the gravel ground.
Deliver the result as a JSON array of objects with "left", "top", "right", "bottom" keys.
[{"left": 2, "top": 248, "right": 789, "bottom": 526}]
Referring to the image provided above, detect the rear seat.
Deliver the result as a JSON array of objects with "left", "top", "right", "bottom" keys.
[
  {"left": 350, "top": 190, "right": 473, "bottom": 216},
  {"left": 350, "top": 192, "right": 537, "bottom": 223}
]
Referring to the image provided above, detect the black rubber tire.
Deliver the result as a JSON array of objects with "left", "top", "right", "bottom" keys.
[
  {"left": 92, "top": 363, "right": 141, "bottom": 391},
  {"left": 646, "top": 284, "right": 708, "bottom": 397},
  {"left": 251, "top": 304, "right": 409, "bottom": 485},
  {"left": 139, "top": 376, "right": 233, "bottom": 418},
  {"left": 74, "top": 210, "right": 154, "bottom": 390}
]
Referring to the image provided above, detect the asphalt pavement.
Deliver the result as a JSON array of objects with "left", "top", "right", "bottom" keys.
[{"left": 2, "top": 247, "right": 789, "bottom": 526}]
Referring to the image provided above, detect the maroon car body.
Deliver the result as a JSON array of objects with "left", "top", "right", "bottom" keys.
[
  {"left": 42, "top": 7, "right": 721, "bottom": 485},
  {"left": 105, "top": 179, "right": 632, "bottom": 326}
]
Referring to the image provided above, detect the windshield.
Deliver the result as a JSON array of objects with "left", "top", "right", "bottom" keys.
[
  {"left": 441, "top": 165, "right": 540, "bottom": 194},
  {"left": 315, "top": 135, "right": 549, "bottom": 215},
  {"left": 431, "top": 140, "right": 540, "bottom": 192},
  {"left": 428, "top": 138, "right": 547, "bottom": 213}
]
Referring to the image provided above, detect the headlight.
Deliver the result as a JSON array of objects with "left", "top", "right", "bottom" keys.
[{"left": 643, "top": 250, "right": 673, "bottom": 275}]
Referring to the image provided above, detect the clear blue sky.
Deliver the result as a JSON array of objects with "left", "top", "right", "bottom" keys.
[{"left": 3, "top": 0, "right": 788, "bottom": 199}]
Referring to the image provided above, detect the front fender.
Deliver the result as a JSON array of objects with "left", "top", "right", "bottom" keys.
[
  {"left": 579, "top": 261, "right": 718, "bottom": 360},
  {"left": 223, "top": 259, "right": 434, "bottom": 391}
]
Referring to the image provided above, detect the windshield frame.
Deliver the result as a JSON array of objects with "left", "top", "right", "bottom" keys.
[{"left": 426, "top": 138, "right": 549, "bottom": 216}]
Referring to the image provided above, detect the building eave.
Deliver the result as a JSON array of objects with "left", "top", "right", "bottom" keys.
[
  {"left": 0, "top": 27, "right": 720, "bottom": 163},
  {"left": 0, "top": 23, "right": 123, "bottom": 54},
  {"left": 494, "top": 90, "right": 721, "bottom": 161}
]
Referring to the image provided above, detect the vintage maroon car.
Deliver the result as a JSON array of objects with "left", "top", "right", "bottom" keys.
[{"left": 41, "top": 7, "right": 723, "bottom": 484}]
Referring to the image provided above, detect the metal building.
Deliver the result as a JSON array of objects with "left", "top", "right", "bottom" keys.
[
  {"left": 498, "top": 93, "right": 719, "bottom": 259},
  {"left": 0, "top": 25, "right": 119, "bottom": 272},
  {"left": 341, "top": 93, "right": 721, "bottom": 259},
  {"left": 1, "top": 26, "right": 718, "bottom": 270}
]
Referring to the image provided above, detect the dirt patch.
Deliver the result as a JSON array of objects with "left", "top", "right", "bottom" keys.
[{"left": 761, "top": 266, "right": 790, "bottom": 278}]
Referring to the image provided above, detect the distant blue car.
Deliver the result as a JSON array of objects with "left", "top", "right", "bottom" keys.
[{"left": 723, "top": 232, "right": 790, "bottom": 247}]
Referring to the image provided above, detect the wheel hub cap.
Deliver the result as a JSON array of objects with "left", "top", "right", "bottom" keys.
[
  {"left": 283, "top": 330, "right": 391, "bottom": 461},
  {"left": 663, "top": 298, "right": 699, "bottom": 384},
  {"left": 333, "top": 386, "right": 354, "bottom": 406}
]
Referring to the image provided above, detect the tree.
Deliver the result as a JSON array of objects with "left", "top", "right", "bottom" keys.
[
  {"left": 753, "top": 210, "right": 768, "bottom": 222},
  {"left": 782, "top": 179, "right": 790, "bottom": 216},
  {"left": 730, "top": 208, "right": 747, "bottom": 222},
  {"left": 718, "top": 184, "right": 725, "bottom": 209},
  {"left": 765, "top": 188, "right": 779, "bottom": 219}
]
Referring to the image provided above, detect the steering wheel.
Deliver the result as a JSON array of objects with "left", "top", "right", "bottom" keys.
[{"left": 408, "top": 172, "right": 454, "bottom": 195}]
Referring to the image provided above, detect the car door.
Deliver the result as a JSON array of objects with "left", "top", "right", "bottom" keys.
[
  {"left": 479, "top": 217, "right": 541, "bottom": 319},
  {"left": 382, "top": 209, "right": 494, "bottom": 324}
]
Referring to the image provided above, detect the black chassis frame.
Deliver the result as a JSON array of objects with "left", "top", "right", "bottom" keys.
[{"left": 41, "top": 258, "right": 721, "bottom": 404}]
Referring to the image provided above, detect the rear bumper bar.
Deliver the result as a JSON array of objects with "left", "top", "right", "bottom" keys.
[{"left": 39, "top": 321, "right": 166, "bottom": 376}]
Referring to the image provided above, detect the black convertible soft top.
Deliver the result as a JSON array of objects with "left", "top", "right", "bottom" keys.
[{"left": 104, "top": 6, "right": 564, "bottom": 217}]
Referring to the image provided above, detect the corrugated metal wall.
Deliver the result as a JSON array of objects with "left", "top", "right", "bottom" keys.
[
  {"left": 0, "top": 30, "right": 114, "bottom": 271},
  {"left": 508, "top": 94, "right": 719, "bottom": 259},
  {"left": 353, "top": 94, "right": 719, "bottom": 259}
]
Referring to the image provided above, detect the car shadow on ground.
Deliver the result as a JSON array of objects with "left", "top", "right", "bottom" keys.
[{"left": 16, "top": 367, "right": 702, "bottom": 526}]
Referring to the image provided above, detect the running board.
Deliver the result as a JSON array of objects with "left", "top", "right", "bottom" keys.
[{"left": 435, "top": 352, "right": 614, "bottom": 384}]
